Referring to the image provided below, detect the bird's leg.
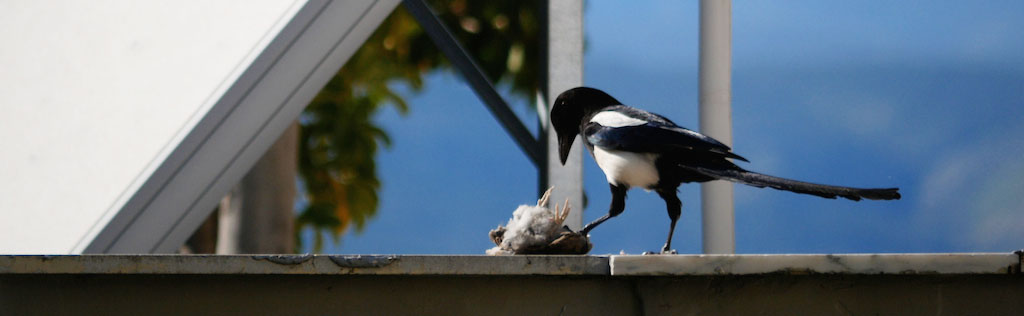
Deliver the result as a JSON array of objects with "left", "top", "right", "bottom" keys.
[
  {"left": 581, "top": 183, "right": 628, "bottom": 235},
  {"left": 657, "top": 189, "right": 682, "bottom": 254}
]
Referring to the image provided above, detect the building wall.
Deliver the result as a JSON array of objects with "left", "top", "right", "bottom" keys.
[
  {"left": 1, "top": 254, "right": 1020, "bottom": 315},
  {"left": 2, "top": 274, "right": 1022, "bottom": 315}
]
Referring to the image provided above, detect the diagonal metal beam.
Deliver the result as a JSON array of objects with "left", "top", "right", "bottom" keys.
[{"left": 402, "top": 0, "right": 542, "bottom": 168}]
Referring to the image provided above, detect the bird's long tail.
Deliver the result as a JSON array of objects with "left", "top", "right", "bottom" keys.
[{"left": 683, "top": 166, "right": 900, "bottom": 201}]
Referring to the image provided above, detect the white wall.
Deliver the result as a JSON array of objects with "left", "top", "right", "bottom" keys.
[{"left": 0, "top": 1, "right": 305, "bottom": 253}]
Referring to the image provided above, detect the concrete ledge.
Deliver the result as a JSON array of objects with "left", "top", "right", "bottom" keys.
[
  {"left": 0, "top": 254, "right": 610, "bottom": 275},
  {"left": 2, "top": 253, "right": 1022, "bottom": 315},
  {"left": 611, "top": 253, "right": 1021, "bottom": 276},
  {"left": 2, "top": 253, "right": 1019, "bottom": 276}
]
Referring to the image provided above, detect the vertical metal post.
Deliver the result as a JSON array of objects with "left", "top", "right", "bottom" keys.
[
  {"left": 541, "top": 0, "right": 584, "bottom": 230},
  {"left": 698, "top": 0, "right": 735, "bottom": 254}
]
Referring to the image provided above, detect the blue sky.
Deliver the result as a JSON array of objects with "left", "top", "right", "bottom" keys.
[{"left": 311, "top": 1, "right": 1024, "bottom": 254}]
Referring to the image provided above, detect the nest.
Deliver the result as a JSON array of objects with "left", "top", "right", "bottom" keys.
[{"left": 487, "top": 187, "right": 592, "bottom": 255}]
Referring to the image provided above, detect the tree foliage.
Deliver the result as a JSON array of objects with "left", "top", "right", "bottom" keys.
[{"left": 296, "top": 0, "right": 540, "bottom": 251}]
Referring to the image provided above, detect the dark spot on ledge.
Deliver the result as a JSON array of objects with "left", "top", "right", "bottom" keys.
[
  {"left": 328, "top": 255, "right": 398, "bottom": 268},
  {"left": 253, "top": 254, "right": 314, "bottom": 265}
]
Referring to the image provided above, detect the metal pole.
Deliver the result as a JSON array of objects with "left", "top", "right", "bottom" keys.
[
  {"left": 698, "top": 0, "right": 735, "bottom": 254},
  {"left": 542, "top": 0, "right": 584, "bottom": 230}
]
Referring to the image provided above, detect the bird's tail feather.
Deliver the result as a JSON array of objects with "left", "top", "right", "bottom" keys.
[{"left": 684, "top": 166, "right": 900, "bottom": 201}]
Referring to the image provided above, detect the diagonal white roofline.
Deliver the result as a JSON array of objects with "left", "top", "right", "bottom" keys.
[{"left": 80, "top": 0, "right": 400, "bottom": 253}]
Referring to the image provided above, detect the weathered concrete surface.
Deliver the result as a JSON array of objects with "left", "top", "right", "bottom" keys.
[
  {"left": 2, "top": 254, "right": 1022, "bottom": 315},
  {"left": 0, "top": 254, "right": 609, "bottom": 275},
  {"left": 612, "top": 253, "right": 1021, "bottom": 275}
]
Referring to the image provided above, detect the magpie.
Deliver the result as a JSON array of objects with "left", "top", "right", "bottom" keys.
[{"left": 550, "top": 87, "right": 901, "bottom": 253}]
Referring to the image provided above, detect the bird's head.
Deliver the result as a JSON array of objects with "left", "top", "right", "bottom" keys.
[{"left": 550, "top": 87, "right": 622, "bottom": 165}]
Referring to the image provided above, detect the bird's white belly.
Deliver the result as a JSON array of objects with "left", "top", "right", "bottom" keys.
[{"left": 593, "top": 147, "right": 660, "bottom": 189}]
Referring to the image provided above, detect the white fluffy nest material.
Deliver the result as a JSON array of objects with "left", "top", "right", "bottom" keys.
[{"left": 487, "top": 187, "right": 591, "bottom": 255}]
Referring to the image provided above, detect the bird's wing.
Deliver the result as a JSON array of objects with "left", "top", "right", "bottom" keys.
[{"left": 584, "top": 122, "right": 748, "bottom": 162}]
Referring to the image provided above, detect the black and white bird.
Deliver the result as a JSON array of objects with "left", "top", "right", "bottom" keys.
[{"left": 550, "top": 87, "right": 901, "bottom": 253}]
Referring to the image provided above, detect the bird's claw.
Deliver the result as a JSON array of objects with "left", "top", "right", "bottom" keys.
[
  {"left": 552, "top": 198, "right": 570, "bottom": 226},
  {"left": 537, "top": 187, "right": 553, "bottom": 207}
]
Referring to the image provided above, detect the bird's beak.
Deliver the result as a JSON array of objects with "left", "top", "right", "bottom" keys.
[{"left": 557, "top": 133, "right": 575, "bottom": 165}]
